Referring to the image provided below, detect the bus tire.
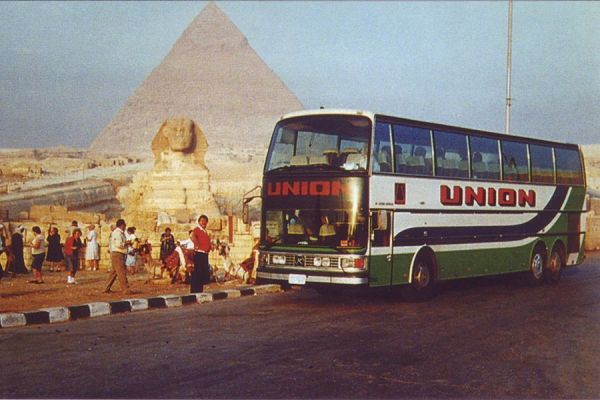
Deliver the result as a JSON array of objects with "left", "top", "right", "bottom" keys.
[
  {"left": 545, "top": 244, "right": 564, "bottom": 284},
  {"left": 525, "top": 244, "right": 546, "bottom": 286},
  {"left": 402, "top": 254, "right": 436, "bottom": 302}
]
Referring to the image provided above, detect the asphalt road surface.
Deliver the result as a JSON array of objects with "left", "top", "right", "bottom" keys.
[{"left": 2, "top": 253, "right": 599, "bottom": 399}]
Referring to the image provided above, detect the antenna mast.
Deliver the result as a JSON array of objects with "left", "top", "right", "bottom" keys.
[{"left": 505, "top": 0, "right": 513, "bottom": 135}]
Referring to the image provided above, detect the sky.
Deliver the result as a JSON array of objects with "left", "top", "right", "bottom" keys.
[{"left": 0, "top": 1, "right": 598, "bottom": 149}]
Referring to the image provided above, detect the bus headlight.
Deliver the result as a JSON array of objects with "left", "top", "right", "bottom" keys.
[
  {"left": 313, "top": 256, "right": 322, "bottom": 267},
  {"left": 272, "top": 255, "right": 286, "bottom": 265},
  {"left": 322, "top": 257, "right": 331, "bottom": 267},
  {"left": 341, "top": 257, "right": 366, "bottom": 270}
]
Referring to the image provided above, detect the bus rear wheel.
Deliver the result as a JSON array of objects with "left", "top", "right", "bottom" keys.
[
  {"left": 545, "top": 246, "right": 563, "bottom": 283},
  {"left": 525, "top": 245, "right": 546, "bottom": 286},
  {"left": 402, "top": 255, "right": 435, "bottom": 301}
]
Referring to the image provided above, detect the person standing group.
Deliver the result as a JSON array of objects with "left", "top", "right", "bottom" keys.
[
  {"left": 104, "top": 218, "right": 130, "bottom": 294},
  {"left": 46, "top": 226, "right": 64, "bottom": 272},
  {"left": 64, "top": 228, "right": 83, "bottom": 284},
  {"left": 85, "top": 224, "right": 100, "bottom": 271},
  {"left": 29, "top": 226, "right": 46, "bottom": 284},
  {"left": 190, "top": 215, "right": 211, "bottom": 293},
  {"left": 0, "top": 224, "right": 8, "bottom": 280}
]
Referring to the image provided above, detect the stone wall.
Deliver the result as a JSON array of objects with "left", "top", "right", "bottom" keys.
[{"left": 585, "top": 198, "right": 600, "bottom": 251}]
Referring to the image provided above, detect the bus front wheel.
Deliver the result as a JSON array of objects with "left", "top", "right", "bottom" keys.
[{"left": 402, "top": 255, "right": 436, "bottom": 301}]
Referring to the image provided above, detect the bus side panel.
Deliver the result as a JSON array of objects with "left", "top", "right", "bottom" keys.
[
  {"left": 369, "top": 253, "right": 392, "bottom": 287},
  {"left": 390, "top": 252, "right": 413, "bottom": 285},
  {"left": 433, "top": 242, "right": 533, "bottom": 280}
]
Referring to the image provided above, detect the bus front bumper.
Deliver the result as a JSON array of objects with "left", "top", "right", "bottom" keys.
[{"left": 256, "top": 267, "right": 368, "bottom": 286}]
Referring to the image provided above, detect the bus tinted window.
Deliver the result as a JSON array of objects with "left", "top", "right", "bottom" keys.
[
  {"left": 393, "top": 124, "right": 432, "bottom": 176},
  {"left": 530, "top": 144, "right": 554, "bottom": 183},
  {"left": 555, "top": 147, "right": 583, "bottom": 185},
  {"left": 372, "top": 122, "right": 393, "bottom": 173},
  {"left": 501, "top": 140, "right": 529, "bottom": 182},
  {"left": 433, "top": 131, "right": 469, "bottom": 178},
  {"left": 470, "top": 136, "right": 500, "bottom": 180}
]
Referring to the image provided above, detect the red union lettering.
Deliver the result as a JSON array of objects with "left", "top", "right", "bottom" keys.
[
  {"left": 267, "top": 180, "right": 347, "bottom": 197},
  {"left": 518, "top": 189, "right": 536, "bottom": 207},
  {"left": 498, "top": 188, "right": 516, "bottom": 206},
  {"left": 440, "top": 185, "right": 536, "bottom": 207},
  {"left": 464, "top": 187, "right": 486, "bottom": 206},
  {"left": 440, "top": 185, "right": 462, "bottom": 205}
]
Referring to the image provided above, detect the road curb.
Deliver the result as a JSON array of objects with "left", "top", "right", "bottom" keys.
[{"left": 0, "top": 284, "right": 281, "bottom": 329}]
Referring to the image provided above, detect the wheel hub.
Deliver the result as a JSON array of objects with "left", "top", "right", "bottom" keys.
[{"left": 532, "top": 253, "right": 544, "bottom": 279}]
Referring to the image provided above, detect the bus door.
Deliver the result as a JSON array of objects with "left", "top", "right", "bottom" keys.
[{"left": 369, "top": 210, "right": 393, "bottom": 287}]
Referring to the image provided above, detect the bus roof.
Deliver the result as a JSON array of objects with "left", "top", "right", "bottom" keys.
[{"left": 278, "top": 108, "right": 581, "bottom": 150}]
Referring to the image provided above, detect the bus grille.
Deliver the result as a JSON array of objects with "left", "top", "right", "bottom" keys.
[{"left": 270, "top": 253, "right": 340, "bottom": 269}]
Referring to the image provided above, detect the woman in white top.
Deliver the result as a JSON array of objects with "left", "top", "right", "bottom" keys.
[
  {"left": 30, "top": 226, "right": 47, "bottom": 284},
  {"left": 85, "top": 224, "right": 100, "bottom": 271}
]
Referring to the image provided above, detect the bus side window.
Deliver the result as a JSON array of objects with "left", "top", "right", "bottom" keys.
[
  {"left": 373, "top": 122, "right": 392, "bottom": 173},
  {"left": 555, "top": 147, "right": 584, "bottom": 185},
  {"left": 433, "top": 130, "right": 469, "bottom": 178},
  {"left": 393, "top": 124, "right": 432, "bottom": 176},
  {"left": 530, "top": 144, "right": 554, "bottom": 183},
  {"left": 501, "top": 140, "right": 529, "bottom": 182},
  {"left": 470, "top": 136, "right": 500, "bottom": 180}
]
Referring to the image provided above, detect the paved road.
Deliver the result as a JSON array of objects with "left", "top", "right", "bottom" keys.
[{"left": 2, "top": 253, "right": 599, "bottom": 398}]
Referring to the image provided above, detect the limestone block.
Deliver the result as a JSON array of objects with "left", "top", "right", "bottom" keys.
[
  {"left": 591, "top": 198, "right": 600, "bottom": 216},
  {"left": 585, "top": 216, "right": 600, "bottom": 251}
]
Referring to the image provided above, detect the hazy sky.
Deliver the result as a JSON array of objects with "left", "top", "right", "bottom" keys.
[{"left": 0, "top": 1, "right": 598, "bottom": 149}]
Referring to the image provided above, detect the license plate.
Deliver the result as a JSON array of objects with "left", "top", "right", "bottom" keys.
[{"left": 288, "top": 274, "right": 307, "bottom": 285}]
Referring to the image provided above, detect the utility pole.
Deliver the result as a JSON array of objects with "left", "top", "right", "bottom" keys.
[{"left": 505, "top": 0, "right": 513, "bottom": 135}]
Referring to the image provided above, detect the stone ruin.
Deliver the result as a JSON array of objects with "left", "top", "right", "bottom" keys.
[{"left": 119, "top": 117, "right": 222, "bottom": 232}]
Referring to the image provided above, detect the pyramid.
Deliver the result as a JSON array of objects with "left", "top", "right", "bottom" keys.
[{"left": 89, "top": 2, "right": 303, "bottom": 155}]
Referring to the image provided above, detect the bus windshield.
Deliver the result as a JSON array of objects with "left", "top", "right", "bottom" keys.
[
  {"left": 265, "top": 114, "right": 372, "bottom": 173},
  {"left": 262, "top": 177, "right": 368, "bottom": 252}
]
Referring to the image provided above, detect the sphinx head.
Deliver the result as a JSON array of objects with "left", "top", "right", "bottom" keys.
[{"left": 161, "top": 118, "right": 195, "bottom": 152}]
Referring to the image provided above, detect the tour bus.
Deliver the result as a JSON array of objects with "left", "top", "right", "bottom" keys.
[{"left": 255, "top": 109, "right": 587, "bottom": 298}]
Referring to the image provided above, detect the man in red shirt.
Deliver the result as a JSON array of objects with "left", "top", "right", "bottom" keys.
[{"left": 190, "top": 214, "right": 211, "bottom": 293}]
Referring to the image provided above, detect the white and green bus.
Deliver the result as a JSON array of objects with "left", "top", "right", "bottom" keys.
[{"left": 256, "top": 109, "right": 587, "bottom": 298}]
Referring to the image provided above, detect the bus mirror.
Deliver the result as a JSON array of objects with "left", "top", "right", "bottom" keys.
[
  {"left": 376, "top": 211, "right": 388, "bottom": 231},
  {"left": 242, "top": 204, "right": 249, "bottom": 225}
]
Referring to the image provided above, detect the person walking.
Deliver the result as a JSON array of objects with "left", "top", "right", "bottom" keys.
[
  {"left": 29, "top": 226, "right": 46, "bottom": 284},
  {"left": 190, "top": 215, "right": 211, "bottom": 293},
  {"left": 46, "top": 226, "right": 63, "bottom": 272},
  {"left": 8, "top": 225, "right": 27, "bottom": 275},
  {"left": 64, "top": 228, "right": 83, "bottom": 284},
  {"left": 104, "top": 219, "right": 130, "bottom": 294},
  {"left": 85, "top": 224, "right": 100, "bottom": 271}
]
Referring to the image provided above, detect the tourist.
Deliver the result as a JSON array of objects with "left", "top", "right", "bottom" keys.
[
  {"left": 85, "top": 224, "right": 100, "bottom": 271},
  {"left": 64, "top": 228, "right": 83, "bottom": 284},
  {"left": 45, "top": 226, "right": 64, "bottom": 272},
  {"left": 159, "top": 227, "right": 176, "bottom": 267},
  {"left": 190, "top": 215, "right": 211, "bottom": 293},
  {"left": 180, "top": 230, "right": 194, "bottom": 250},
  {"left": 8, "top": 225, "right": 27, "bottom": 275},
  {"left": 29, "top": 226, "right": 46, "bottom": 284},
  {"left": 104, "top": 219, "right": 130, "bottom": 294},
  {"left": 0, "top": 224, "right": 8, "bottom": 280},
  {"left": 69, "top": 220, "right": 79, "bottom": 235},
  {"left": 125, "top": 226, "right": 138, "bottom": 274}
]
